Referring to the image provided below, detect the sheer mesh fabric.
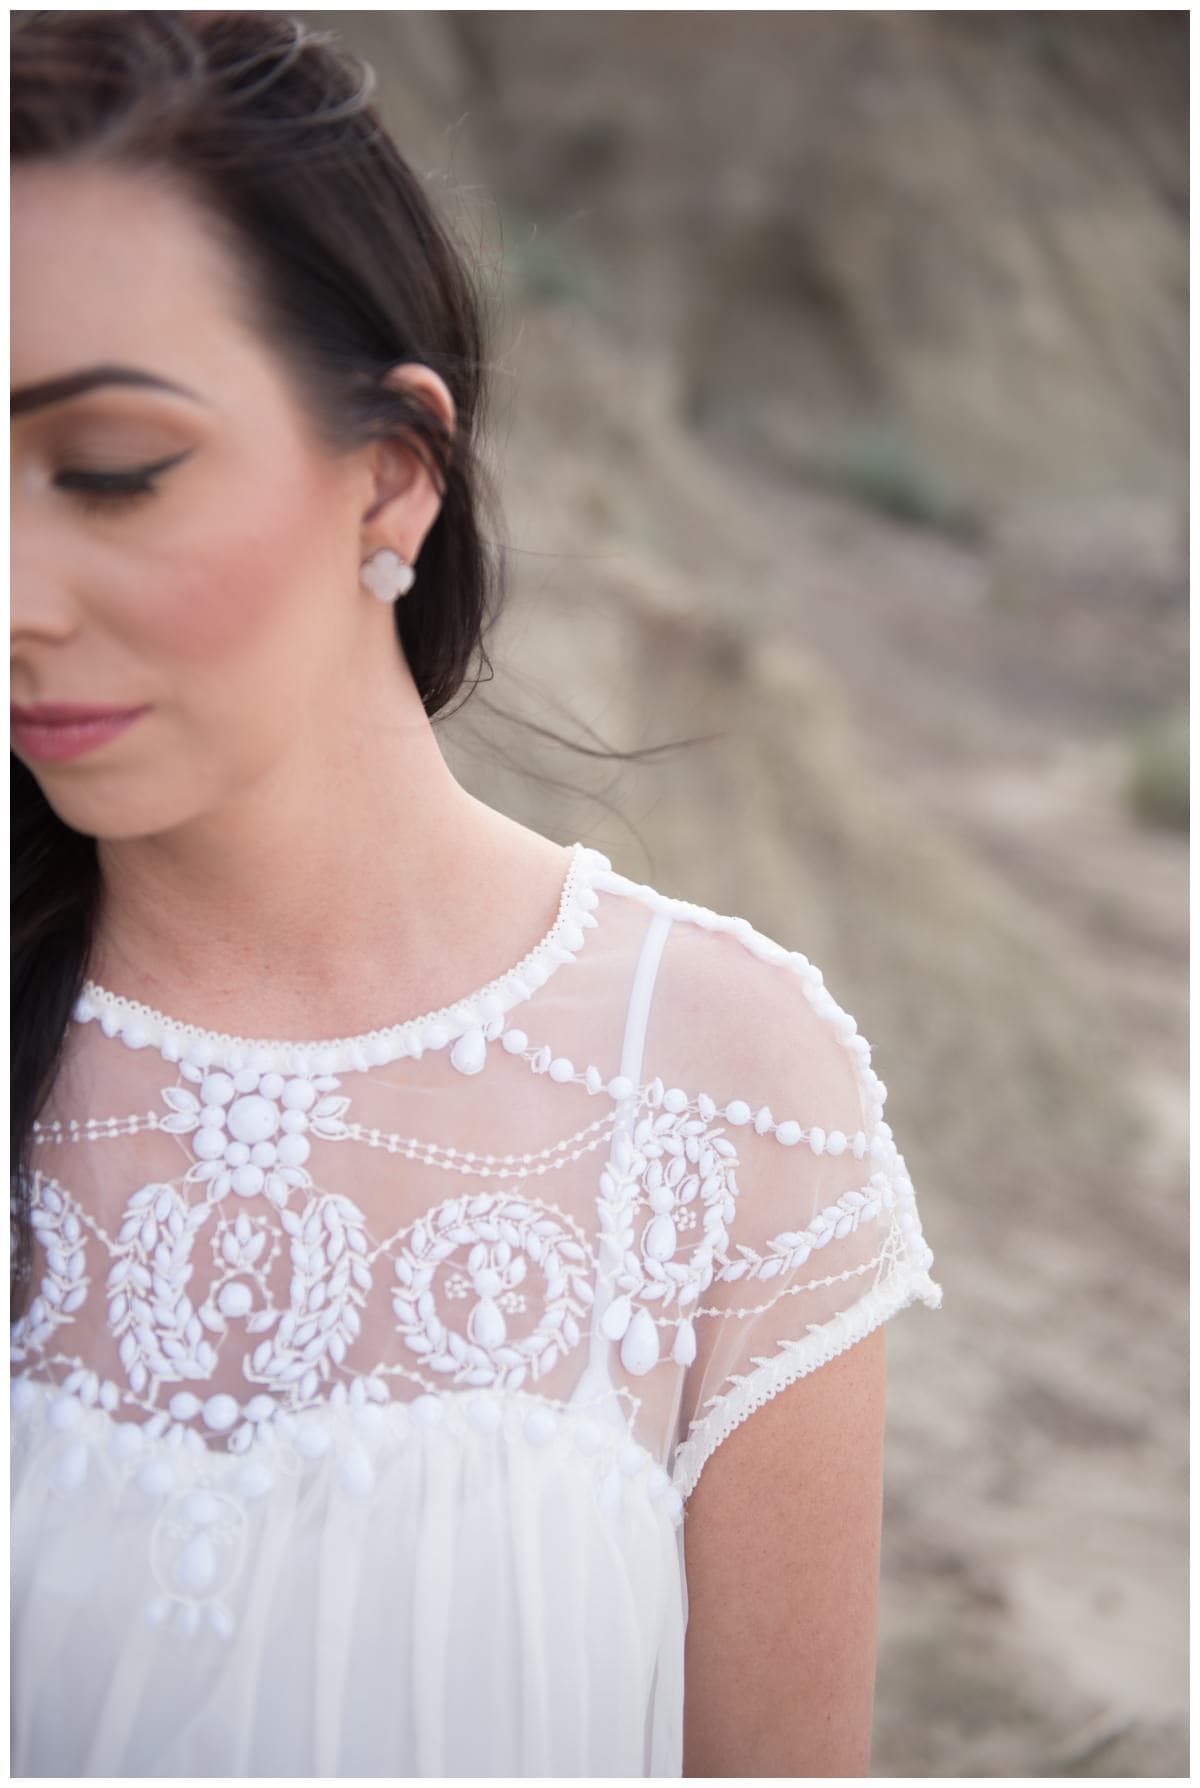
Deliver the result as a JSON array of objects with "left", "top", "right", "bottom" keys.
[{"left": 11, "top": 841, "right": 941, "bottom": 1775}]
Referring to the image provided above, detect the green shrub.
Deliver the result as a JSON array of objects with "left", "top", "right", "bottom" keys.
[
  {"left": 1126, "top": 706, "right": 1189, "bottom": 832},
  {"left": 499, "top": 206, "right": 601, "bottom": 309},
  {"left": 830, "top": 420, "right": 980, "bottom": 540}
]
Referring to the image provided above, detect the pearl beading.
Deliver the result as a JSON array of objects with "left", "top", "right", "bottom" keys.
[
  {"left": 31, "top": 1092, "right": 880, "bottom": 1165},
  {"left": 17, "top": 842, "right": 941, "bottom": 1594},
  {"left": 69, "top": 841, "right": 611, "bottom": 1076},
  {"left": 58, "top": 845, "right": 892, "bottom": 1152},
  {"left": 589, "top": 864, "right": 890, "bottom": 1132}
]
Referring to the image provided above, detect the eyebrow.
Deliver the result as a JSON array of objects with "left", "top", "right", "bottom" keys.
[{"left": 10, "top": 364, "right": 208, "bottom": 417}]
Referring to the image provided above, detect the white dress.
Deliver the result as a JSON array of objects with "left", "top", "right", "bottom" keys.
[{"left": 10, "top": 841, "right": 943, "bottom": 1776}]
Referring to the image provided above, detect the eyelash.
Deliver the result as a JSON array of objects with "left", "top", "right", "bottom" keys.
[{"left": 54, "top": 450, "right": 192, "bottom": 514}]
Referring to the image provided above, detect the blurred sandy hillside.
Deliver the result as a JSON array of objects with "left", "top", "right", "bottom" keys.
[{"left": 334, "top": 13, "right": 1186, "bottom": 1775}]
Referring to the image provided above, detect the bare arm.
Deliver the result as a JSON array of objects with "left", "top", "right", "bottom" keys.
[{"left": 681, "top": 1324, "right": 888, "bottom": 1777}]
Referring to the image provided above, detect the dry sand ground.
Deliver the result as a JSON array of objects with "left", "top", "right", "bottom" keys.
[
  {"left": 291, "top": 14, "right": 1188, "bottom": 1756},
  {"left": 446, "top": 305, "right": 1189, "bottom": 1777},
  {"left": 709, "top": 433, "right": 1188, "bottom": 1778},
  {"left": 296, "top": 12, "right": 1188, "bottom": 1759}
]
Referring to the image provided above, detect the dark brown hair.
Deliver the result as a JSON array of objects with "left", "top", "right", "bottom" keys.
[{"left": 11, "top": 10, "right": 704, "bottom": 1315}]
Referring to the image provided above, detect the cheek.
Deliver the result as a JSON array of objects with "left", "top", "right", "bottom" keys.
[{"left": 128, "top": 525, "right": 334, "bottom": 672}]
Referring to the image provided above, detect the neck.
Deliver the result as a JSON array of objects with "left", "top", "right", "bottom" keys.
[{"left": 87, "top": 690, "right": 570, "bottom": 1039}]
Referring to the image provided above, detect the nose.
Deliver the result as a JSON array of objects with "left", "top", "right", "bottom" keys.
[
  {"left": 10, "top": 506, "right": 85, "bottom": 647},
  {"left": 10, "top": 455, "right": 86, "bottom": 645},
  {"left": 10, "top": 560, "right": 83, "bottom": 648}
]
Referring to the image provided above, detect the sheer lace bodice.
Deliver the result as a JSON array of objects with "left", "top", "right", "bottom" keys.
[{"left": 11, "top": 840, "right": 942, "bottom": 1775}]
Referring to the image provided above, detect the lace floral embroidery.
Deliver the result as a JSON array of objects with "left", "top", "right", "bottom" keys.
[
  {"left": 13, "top": 859, "right": 943, "bottom": 1647},
  {"left": 159, "top": 1060, "right": 351, "bottom": 1200}
]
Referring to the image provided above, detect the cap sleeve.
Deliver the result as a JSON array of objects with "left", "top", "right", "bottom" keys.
[{"left": 661, "top": 922, "right": 943, "bottom": 1502}]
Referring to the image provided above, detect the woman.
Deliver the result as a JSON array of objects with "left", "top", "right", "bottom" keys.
[{"left": 11, "top": 12, "right": 943, "bottom": 1776}]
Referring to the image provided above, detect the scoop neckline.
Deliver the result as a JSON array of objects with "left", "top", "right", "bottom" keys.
[{"left": 72, "top": 839, "right": 614, "bottom": 1075}]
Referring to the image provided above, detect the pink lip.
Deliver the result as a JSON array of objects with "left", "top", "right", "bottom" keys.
[
  {"left": 11, "top": 703, "right": 152, "bottom": 764},
  {"left": 11, "top": 700, "right": 150, "bottom": 723}
]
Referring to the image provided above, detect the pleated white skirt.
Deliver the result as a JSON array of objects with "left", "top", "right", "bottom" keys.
[{"left": 11, "top": 1382, "right": 688, "bottom": 1776}]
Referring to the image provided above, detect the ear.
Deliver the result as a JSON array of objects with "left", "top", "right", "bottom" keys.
[{"left": 360, "top": 363, "right": 457, "bottom": 559}]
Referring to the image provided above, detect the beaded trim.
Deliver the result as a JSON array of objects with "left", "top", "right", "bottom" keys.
[
  {"left": 669, "top": 1242, "right": 944, "bottom": 1502},
  {"left": 72, "top": 842, "right": 611, "bottom": 1075},
  {"left": 588, "top": 863, "right": 890, "bottom": 1133}
]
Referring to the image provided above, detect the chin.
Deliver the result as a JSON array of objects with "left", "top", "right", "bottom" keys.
[{"left": 21, "top": 772, "right": 203, "bottom": 844}]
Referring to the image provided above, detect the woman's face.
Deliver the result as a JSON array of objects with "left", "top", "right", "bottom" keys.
[{"left": 11, "top": 159, "right": 442, "bottom": 840}]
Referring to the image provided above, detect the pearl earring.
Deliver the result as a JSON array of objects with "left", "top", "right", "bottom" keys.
[{"left": 360, "top": 547, "right": 416, "bottom": 602}]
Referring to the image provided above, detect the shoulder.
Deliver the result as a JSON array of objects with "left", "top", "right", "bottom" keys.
[{"left": 591, "top": 858, "right": 884, "bottom": 1132}]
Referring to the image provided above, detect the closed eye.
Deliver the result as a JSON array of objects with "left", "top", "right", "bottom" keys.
[{"left": 55, "top": 447, "right": 194, "bottom": 513}]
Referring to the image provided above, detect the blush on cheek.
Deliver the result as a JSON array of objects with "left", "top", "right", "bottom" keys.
[
  {"left": 125, "top": 447, "right": 356, "bottom": 697},
  {"left": 132, "top": 518, "right": 332, "bottom": 672},
  {"left": 140, "top": 538, "right": 298, "bottom": 662}
]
